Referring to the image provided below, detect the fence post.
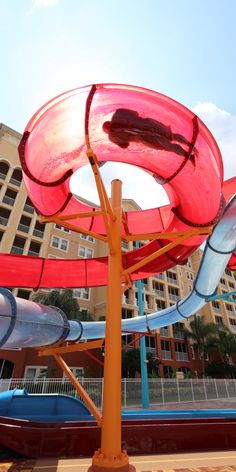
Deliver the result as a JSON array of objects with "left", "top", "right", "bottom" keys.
[
  {"left": 224, "top": 378, "right": 230, "bottom": 398},
  {"left": 214, "top": 379, "right": 219, "bottom": 399},
  {"left": 124, "top": 378, "right": 127, "bottom": 408},
  {"left": 161, "top": 377, "right": 164, "bottom": 404},
  {"left": 190, "top": 378, "right": 195, "bottom": 401},
  {"left": 203, "top": 378, "right": 207, "bottom": 400},
  {"left": 42, "top": 377, "right": 46, "bottom": 394},
  {"left": 177, "top": 379, "right": 180, "bottom": 403}
]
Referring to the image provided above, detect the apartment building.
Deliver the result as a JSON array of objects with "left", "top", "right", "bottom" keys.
[{"left": 0, "top": 122, "right": 236, "bottom": 380}]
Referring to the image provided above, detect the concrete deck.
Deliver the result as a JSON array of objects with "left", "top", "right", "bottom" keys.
[{"left": 2, "top": 451, "right": 236, "bottom": 472}]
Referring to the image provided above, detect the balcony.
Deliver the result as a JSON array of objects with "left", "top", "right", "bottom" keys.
[
  {"left": 160, "top": 328, "right": 169, "bottom": 337},
  {"left": 173, "top": 330, "right": 185, "bottom": 340},
  {"left": 176, "top": 352, "right": 189, "bottom": 361},
  {"left": 167, "top": 277, "right": 178, "bottom": 285},
  {"left": 161, "top": 350, "right": 172, "bottom": 360},
  {"left": 154, "top": 289, "right": 165, "bottom": 297},
  {"left": 146, "top": 347, "right": 156, "bottom": 354},
  {"left": 169, "top": 293, "right": 179, "bottom": 302},
  {"left": 0, "top": 172, "right": 6, "bottom": 180}
]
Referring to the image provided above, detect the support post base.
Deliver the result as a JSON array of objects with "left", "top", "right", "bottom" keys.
[
  {"left": 88, "top": 465, "right": 136, "bottom": 472},
  {"left": 88, "top": 449, "right": 136, "bottom": 472}
]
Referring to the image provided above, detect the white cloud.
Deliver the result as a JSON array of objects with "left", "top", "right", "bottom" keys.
[
  {"left": 191, "top": 102, "right": 236, "bottom": 181},
  {"left": 27, "top": 0, "right": 60, "bottom": 14}
]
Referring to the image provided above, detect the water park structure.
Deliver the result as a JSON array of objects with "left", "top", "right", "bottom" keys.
[{"left": 0, "top": 83, "right": 235, "bottom": 471}]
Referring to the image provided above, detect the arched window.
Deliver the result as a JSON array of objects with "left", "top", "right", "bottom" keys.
[{"left": 0, "top": 161, "right": 10, "bottom": 180}]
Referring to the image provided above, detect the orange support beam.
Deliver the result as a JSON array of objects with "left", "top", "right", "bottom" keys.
[
  {"left": 89, "top": 180, "right": 134, "bottom": 472},
  {"left": 53, "top": 353, "right": 102, "bottom": 426}
]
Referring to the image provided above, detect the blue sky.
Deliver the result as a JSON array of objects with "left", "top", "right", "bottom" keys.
[{"left": 1, "top": 0, "right": 236, "bottom": 207}]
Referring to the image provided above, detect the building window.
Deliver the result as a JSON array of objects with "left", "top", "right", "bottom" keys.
[
  {"left": 62, "top": 367, "right": 84, "bottom": 379},
  {"left": 161, "top": 340, "right": 171, "bottom": 359},
  {"left": 153, "top": 281, "right": 164, "bottom": 297},
  {"left": 78, "top": 245, "right": 94, "bottom": 258},
  {"left": 55, "top": 224, "right": 70, "bottom": 233},
  {"left": 145, "top": 336, "right": 156, "bottom": 351},
  {"left": 166, "top": 271, "right": 178, "bottom": 284},
  {"left": 225, "top": 303, "right": 234, "bottom": 314},
  {"left": 175, "top": 342, "right": 189, "bottom": 361},
  {"left": 229, "top": 318, "right": 236, "bottom": 326},
  {"left": 0, "top": 207, "right": 11, "bottom": 227},
  {"left": 156, "top": 299, "right": 166, "bottom": 310},
  {"left": 215, "top": 315, "right": 223, "bottom": 325},
  {"left": 17, "top": 290, "right": 31, "bottom": 300},
  {"left": 51, "top": 236, "right": 69, "bottom": 251},
  {"left": 24, "top": 366, "right": 47, "bottom": 378},
  {"left": 122, "top": 308, "right": 133, "bottom": 319},
  {"left": 225, "top": 268, "right": 232, "bottom": 278},
  {"left": 33, "top": 221, "right": 45, "bottom": 238},
  {"left": 212, "top": 300, "right": 220, "bottom": 312},
  {"left": 9, "top": 168, "right": 22, "bottom": 187},
  {"left": 74, "top": 288, "right": 90, "bottom": 300},
  {"left": 23, "top": 197, "right": 35, "bottom": 214},
  {"left": 11, "top": 236, "right": 26, "bottom": 255},
  {"left": 28, "top": 241, "right": 41, "bottom": 257},
  {"left": 186, "top": 271, "right": 194, "bottom": 281},
  {"left": 168, "top": 286, "right": 179, "bottom": 301},
  {"left": 80, "top": 233, "right": 95, "bottom": 243},
  {"left": 0, "top": 161, "right": 10, "bottom": 180},
  {"left": 2, "top": 188, "right": 18, "bottom": 206},
  {"left": 17, "top": 215, "right": 31, "bottom": 234}
]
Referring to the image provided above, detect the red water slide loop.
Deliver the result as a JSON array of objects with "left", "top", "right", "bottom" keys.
[{"left": 14, "top": 83, "right": 231, "bottom": 286}]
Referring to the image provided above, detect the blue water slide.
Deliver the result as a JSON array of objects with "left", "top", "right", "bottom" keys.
[{"left": 0, "top": 196, "right": 235, "bottom": 349}]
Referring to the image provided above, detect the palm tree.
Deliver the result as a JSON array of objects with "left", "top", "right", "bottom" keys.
[
  {"left": 31, "top": 289, "right": 92, "bottom": 321},
  {"left": 31, "top": 289, "right": 93, "bottom": 378},
  {"left": 184, "top": 315, "right": 217, "bottom": 377},
  {"left": 208, "top": 324, "right": 236, "bottom": 364}
]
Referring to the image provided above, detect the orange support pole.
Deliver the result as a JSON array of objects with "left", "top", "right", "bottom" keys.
[
  {"left": 89, "top": 180, "right": 135, "bottom": 472},
  {"left": 53, "top": 353, "right": 102, "bottom": 426}
]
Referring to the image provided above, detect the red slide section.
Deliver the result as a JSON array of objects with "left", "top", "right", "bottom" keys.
[{"left": 0, "top": 84, "right": 235, "bottom": 289}]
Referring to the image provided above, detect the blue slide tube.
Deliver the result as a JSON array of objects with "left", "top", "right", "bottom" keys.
[{"left": 0, "top": 196, "right": 235, "bottom": 349}]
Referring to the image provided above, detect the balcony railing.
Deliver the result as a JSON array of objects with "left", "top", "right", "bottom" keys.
[
  {"left": 0, "top": 172, "right": 7, "bottom": 180},
  {"left": 17, "top": 224, "right": 30, "bottom": 233},
  {"left": 0, "top": 216, "right": 8, "bottom": 226},
  {"left": 2, "top": 196, "right": 15, "bottom": 206},
  {"left": 11, "top": 246, "right": 24, "bottom": 255},
  {"left": 161, "top": 350, "right": 172, "bottom": 360},
  {"left": 33, "top": 229, "right": 44, "bottom": 238},
  {"left": 167, "top": 277, "right": 178, "bottom": 285},
  {"left": 23, "top": 204, "right": 34, "bottom": 214},
  {"left": 168, "top": 293, "right": 179, "bottom": 301},
  {"left": 146, "top": 347, "right": 157, "bottom": 354},
  {"left": 9, "top": 177, "right": 21, "bottom": 187},
  {"left": 173, "top": 330, "right": 185, "bottom": 340},
  {"left": 28, "top": 250, "right": 40, "bottom": 257},
  {"left": 154, "top": 289, "right": 165, "bottom": 297},
  {"left": 176, "top": 352, "right": 189, "bottom": 361},
  {"left": 160, "top": 328, "right": 169, "bottom": 337}
]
